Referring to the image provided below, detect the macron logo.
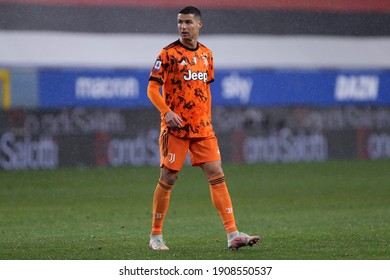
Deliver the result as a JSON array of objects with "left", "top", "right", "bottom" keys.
[
  {"left": 221, "top": 72, "right": 253, "bottom": 104},
  {"left": 75, "top": 77, "right": 139, "bottom": 100}
]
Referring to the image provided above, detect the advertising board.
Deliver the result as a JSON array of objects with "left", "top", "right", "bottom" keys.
[
  {"left": 2, "top": 106, "right": 390, "bottom": 170},
  {"left": 37, "top": 68, "right": 390, "bottom": 108}
]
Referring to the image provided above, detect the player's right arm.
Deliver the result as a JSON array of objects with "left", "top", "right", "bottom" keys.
[
  {"left": 147, "top": 81, "right": 170, "bottom": 116},
  {"left": 147, "top": 80, "right": 183, "bottom": 128}
]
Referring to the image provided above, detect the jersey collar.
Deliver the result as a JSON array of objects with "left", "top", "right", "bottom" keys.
[{"left": 177, "top": 39, "right": 199, "bottom": 51}]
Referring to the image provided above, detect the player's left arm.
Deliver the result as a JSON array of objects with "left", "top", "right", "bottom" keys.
[{"left": 207, "top": 50, "right": 215, "bottom": 84}]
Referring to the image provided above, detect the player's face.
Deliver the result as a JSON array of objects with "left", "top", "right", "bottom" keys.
[{"left": 177, "top": 13, "right": 202, "bottom": 42}]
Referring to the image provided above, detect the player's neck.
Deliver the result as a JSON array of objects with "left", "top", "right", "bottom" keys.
[{"left": 180, "top": 38, "right": 198, "bottom": 50}]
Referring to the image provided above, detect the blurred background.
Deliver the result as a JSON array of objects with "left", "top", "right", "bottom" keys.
[{"left": 1, "top": 0, "right": 390, "bottom": 171}]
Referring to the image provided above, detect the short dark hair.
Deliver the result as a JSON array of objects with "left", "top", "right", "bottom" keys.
[{"left": 179, "top": 6, "right": 202, "bottom": 19}]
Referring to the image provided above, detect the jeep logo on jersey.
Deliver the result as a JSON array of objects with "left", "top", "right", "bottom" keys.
[{"left": 183, "top": 70, "right": 207, "bottom": 83}]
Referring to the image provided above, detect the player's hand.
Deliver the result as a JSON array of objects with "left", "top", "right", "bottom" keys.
[{"left": 165, "top": 111, "right": 183, "bottom": 129}]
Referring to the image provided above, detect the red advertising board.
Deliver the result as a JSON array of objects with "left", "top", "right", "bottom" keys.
[{"left": 1, "top": 0, "right": 390, "bottom": 12}]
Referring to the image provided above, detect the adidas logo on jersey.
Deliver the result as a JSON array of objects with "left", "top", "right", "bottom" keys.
[{"left": 183, "top": 70, "right": 207, "bottom": 83}]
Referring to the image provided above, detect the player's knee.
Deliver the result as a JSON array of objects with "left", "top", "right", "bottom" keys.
[
  {"left": 163, "top": 175, "right": 177, "bottom": 186},
  {"left": 201, "top": 160, "right": 223, "bottom": 179},
  {"left": 160, "top": 166, "right": 179, "bottom": 185}
]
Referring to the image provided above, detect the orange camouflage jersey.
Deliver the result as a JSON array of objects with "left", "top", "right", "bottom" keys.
[{"left": 149, "top": 39, "right": 215, "bottom": 138}]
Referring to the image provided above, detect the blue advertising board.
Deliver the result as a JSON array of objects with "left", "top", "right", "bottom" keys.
[
  {"left": 38, "top": 68, "right": 390, "bottom": 108},
  {"left": 39, "top": 68, "right": 151, "bottom": 108},
  {"left": 212, "top": 69, "right": 390, "bottom": 106}
]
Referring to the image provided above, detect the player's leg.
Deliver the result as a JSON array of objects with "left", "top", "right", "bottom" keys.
[
  {"left": 149, "top": 166, "right": 177, "bottom": 250},
  {"left": 202, "top": 160, "right": 260, "bottom": 250},
  {"left": 191, "top": 136, "right": 260, "bottom": 250},
  {"left": 201, "top": 160, "right": 238, "bottom": 234},
  {"left": 190, "top": 137, "right": 237, "bottom": 233},
  {"left": 149, "top": 132, "right": 189, "bottom": 250}
]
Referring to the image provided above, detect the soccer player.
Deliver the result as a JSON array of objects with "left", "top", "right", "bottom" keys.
[{"left": 147, "top": 6, "right": 260, "bottom": 250}]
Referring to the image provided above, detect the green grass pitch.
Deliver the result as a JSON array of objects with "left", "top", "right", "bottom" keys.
[{"left": 0, "top": 160, "right": 389, "bottom": 260}]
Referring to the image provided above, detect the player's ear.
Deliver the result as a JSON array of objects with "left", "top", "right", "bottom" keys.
[{"left": 198, "top": 20, "right": 203, "bottom": 29}]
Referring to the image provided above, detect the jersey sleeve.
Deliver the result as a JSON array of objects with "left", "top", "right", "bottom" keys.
[
  {"left": 207, "top": 50, "right": 214, "bottom": 84},
  {"left": 147, "top": 80, "right": 171, "bottom": 115},
  {"left": 149, "top": 49, "right": 168, "bottom": 85}
]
